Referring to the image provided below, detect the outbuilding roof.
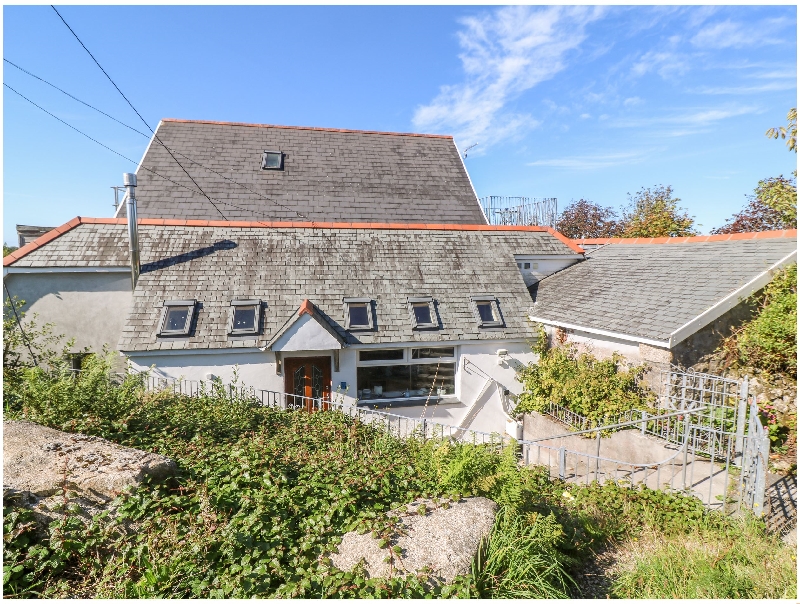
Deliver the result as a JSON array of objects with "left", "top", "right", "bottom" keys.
[
  {"left": 4, "top": 217, "right": 582, "bottom": 351},
  {"left": 531, "top": 231, "right": 797, "bottom": 347},
  {"left": 117, "top": 118, "right": 487, "bottom": 224}
]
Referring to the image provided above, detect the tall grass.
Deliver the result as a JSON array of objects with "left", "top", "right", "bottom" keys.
[
  {"left": 471, "top": 506, "right": 575, "bottom": 599},
  {"left": 611, "top": 519, "right": 797, "bottom": 599}
]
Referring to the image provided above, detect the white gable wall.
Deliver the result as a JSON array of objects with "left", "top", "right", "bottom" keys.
[{"left": 271, "top": 313, "right": 342, "bottom": 351}]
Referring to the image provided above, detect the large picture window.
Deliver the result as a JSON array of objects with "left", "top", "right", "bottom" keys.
[{"left": 356, "top": 346, "right": 456, "bottom": 403}]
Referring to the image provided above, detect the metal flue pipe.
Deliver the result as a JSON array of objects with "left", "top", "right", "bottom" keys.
[{"left": 123, "top": 173, "right": 140, "bottom": 288}]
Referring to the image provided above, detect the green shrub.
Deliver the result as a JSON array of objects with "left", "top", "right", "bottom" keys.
[
  {"left": 514, "top": 324, "right": 653, "bottom": 422},
  {"left": 730, "top": 263, "right": 797, "bottom": 377}
]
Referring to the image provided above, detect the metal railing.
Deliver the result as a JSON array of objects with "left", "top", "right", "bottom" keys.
[
  {"left": 479, "top": 196, "right": 558, "bottom": 228},
  {"left": 134, "top": 371, "right": 771, "bottom": 517}
]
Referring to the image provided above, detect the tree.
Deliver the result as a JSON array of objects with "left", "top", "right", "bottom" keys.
[
  {"left": 556, "top": 199, "right": 622, "bottom": 238},
  {"left": 766, "top": 108, "right": 797, "bottom": 154},
  {"left": 3, "top": 243, "right": 18, "bottom": 257},
  {"left": 713, "top": 176, "right": 797, "bottom": 234},
  {"left": 619, "top": 185, "right": 697, "bottom": 238}
]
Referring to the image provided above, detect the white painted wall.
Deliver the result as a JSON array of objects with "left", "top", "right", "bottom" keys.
[
  {"left": 514, "top": 255, "right": 581, "bottom": 288},
  {"left": 125, "top": 338, "right": 539, "bottom": 438},
  {"left": 4, "top": 271, "right": 132, "bottom": 354},
  {"left": 272, "top": 313, "right": 342, "bottom": 351}
]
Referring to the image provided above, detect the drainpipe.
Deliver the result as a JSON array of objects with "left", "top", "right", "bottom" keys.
[{"left": 124, "top": 173, "right": 140, "bottom": 289}]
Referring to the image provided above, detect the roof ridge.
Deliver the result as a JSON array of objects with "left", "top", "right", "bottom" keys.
[
  {"left": 161, "top": 118, "right": 453, "bottom": 139},
  {"left": 574, "top": 230, "right": 798, "bottom": 245},
  {"left": 3, "top": 217, "right": 584, "bottom": 267}
]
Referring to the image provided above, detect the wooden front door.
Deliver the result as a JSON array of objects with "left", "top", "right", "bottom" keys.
[{"left": 284, "top": 356, "right": 331, "bottom": 412}]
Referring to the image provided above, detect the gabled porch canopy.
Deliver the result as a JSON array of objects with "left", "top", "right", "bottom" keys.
[{"left": 268, "top": 299, "right": 347, "bottom": 352}]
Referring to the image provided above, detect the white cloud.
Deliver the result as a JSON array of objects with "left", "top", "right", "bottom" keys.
[
  {"left": 579, "top": 113, "right": 592, "bottom": 119},
  {"left": 528, "top": 150, "right": 651, "bottom": 170},
  {"left": 614, "top": 105, "right": 758, "bottom": 129},
  {"left": 631, "top": 50, "right": 689, "bottom": 79},
  {"left": 623, "top": 96, "right": 642, "bottom": 107},
  {"left": 412, "top": 6, "right": 606, "bottom": 151},
  {"left": 694, "top": 81, "right": 795, "bottom": 95},
  {"left": 691, "top": 19, "right": 786, "bottom": 49}
]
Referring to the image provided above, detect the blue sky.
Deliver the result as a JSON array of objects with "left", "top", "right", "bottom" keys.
[{"left": 4, "top": 5, "right": 797, "bottom": 245}]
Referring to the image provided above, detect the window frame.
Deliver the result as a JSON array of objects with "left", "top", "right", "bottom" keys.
[
  {"left": 343, "top": 297, "right": 374, "bottom": 331},
  {"left": 354, "top": 345, "right": 459, "bottom": 404},
  {"left": 228, "top": 299, "right": 262, "bottom": 336},
  {"left": 470, "top": 295, "right": 505, "bottom": 328},
  {"left": 157, "top": 300, "right": 197, "bottom": 337},
  {"left": 260, "top": 150, "right": 284, "bottom": 171},
  {"left": 407, "top": 296, "right": 438, "bottom": 330}
]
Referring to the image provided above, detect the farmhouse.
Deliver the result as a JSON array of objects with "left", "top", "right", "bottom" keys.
[
  {"left": 531, "top": 232, "right": 797, "bottom": 371},
  {"left": 3, "top": 217, "right": 583, "bottom": 435}
]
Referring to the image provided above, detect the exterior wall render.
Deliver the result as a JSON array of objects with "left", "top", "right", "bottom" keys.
[{"left": 4, "top": 272, "right": 132, "bottom": 354}]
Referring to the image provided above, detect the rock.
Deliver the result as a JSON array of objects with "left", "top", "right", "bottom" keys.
[
  {"left": 3, "top": 420, "right": 176, "bottom": 524},
  {"left": 330, "top": 496, "right": 497, "bottom": 584}
]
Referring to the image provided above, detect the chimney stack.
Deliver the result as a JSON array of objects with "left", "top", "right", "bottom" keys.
[{"left": 123, "top": 173, "right": 140, "bottom": 288}]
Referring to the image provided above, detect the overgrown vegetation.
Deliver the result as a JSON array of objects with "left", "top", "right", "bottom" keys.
[
  {"left": 514, "top": 324, "right": 653, "bottom": 423},
  {"left": 2, "top": 339, "right": 795, "bottom": 598},
  {"left": 722, "top": 264, "right": 797, "bottom": 379}
]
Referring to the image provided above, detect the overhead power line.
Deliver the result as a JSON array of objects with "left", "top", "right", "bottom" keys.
[
  {"left": 4, "top": 82, "right": 310, "bottom": 225},
  {"left": 8, "top": 51, "right": 313, "bottom": 224},
  {"left": 50, "top": 5, "right": 228, "bottom": 221},
  {"left": 4, "top": 58, "right": 149, "bottom": 138}
]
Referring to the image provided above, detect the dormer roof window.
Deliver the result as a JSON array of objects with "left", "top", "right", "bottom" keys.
[
  {"left": 261, "top": 150, "right": 283, "bottom": 170},
  {"left": 343, "top": 297, "right": 374, "bottom": 330},
  {"left": 470, "top": 296, "right": 504, "bottom": 328},
  {"left": 408, "top": 297, "right": 438, "bottom": 330},
  {"left": 158, "top": 300, "right": 196, "bottom": 336},
  {"left": 229, "top": 299, "right": 262, "bottom": 335}
]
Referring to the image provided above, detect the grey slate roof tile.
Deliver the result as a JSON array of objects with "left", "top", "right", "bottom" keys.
[
  {"left": 532, "top": 238, "right": 797, "bottom": 342},
  {"left": 15, "top": 223, "right": 578, "bottom": 351},
  {"left": 121, "top": 120, "right": 486, "bottom": 224}
]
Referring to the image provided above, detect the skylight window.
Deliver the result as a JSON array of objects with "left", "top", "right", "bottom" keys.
[
  {"left": 158, "top": 300, "right": 196, "bottom": 336},
  {"left": 261, "top": 150, "right": 283, "bottom": 170},
  {"left": 470, "top": 296, "right": 504, "bottom": 328},
  {"left": 229, "top": 299, "right": 262, "bottom": 335},
  {"left": 408, "top": 297, "right": 438, "bottom": 330},
  {"left": 343, "top": 298, "right": 374, "bottom": 330}
]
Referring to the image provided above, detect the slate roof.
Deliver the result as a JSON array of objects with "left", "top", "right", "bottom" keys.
[
  {"left": 531, "top": 233, "right": 797, "bottom": 344},
  {"left": 118, "top": 119, "right": 486, "bottom": 224},
  {"left": 4, "top": 218, "right": 582, "bottom": 351}
]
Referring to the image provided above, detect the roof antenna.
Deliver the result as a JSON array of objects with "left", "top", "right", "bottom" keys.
[
  {"left": 111, "top": 185, "right": 126, "bottom": 211},
  {"left": 123, "top": 173, "right": 140, "bottom": 289},
  {"left": 463, "top": 143, "right": 478, "bottom": 159}
]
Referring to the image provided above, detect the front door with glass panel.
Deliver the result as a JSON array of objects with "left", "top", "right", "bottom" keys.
[{"left": 284, "top": 356, "right": 331, "bottom": 412}]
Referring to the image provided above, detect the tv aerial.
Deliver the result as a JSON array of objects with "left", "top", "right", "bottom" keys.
[{"left": 463, "top": 143, "right": 478, "bottom": 158}]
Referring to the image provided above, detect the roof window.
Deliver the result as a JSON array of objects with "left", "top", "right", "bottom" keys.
[
  {"left": 158, "top": 300, "right": 196, "bottom": 336},
  {"left": 261, "top": 150, "right": 283, "bottom": 170},
  {"left": 229, "top": 299, "right": 262, "bottom": 335},
  {"left": 343, "top": 297, "right": 374, "bottom": 330},
  {"left": 471, "top": 296, "right": 504, "bottom": 328},
  {"left": 408, "top": 297, "right": 438, "bottom": 330}
]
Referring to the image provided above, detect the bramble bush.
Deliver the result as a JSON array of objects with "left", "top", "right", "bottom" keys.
[{"left": 514, "top": 324, "right": 654, "bottom": 423}]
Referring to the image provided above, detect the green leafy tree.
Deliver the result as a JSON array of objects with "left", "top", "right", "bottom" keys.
[
  {"left": 713, "top": 175, "right": 797, "bottom": 233},
  {"left": 556, "top": 199, "right": 622, "bottom": 238},
  {"left": 766, "top": 108, "right": 797, "bottom": 153},
  {"left": 620, "top": 185, "right": 698, "bottom": 238},
  {"left": 4, "top": 243, "right": 18, "bottom": 257}
]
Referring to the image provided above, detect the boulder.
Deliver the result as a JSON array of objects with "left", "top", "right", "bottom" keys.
[
  {"left": 3, "top": 420, "right": 176, "bottom": 524},
  {"left": 330, "top": 496, "right": 497, "bottom": 584}
]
